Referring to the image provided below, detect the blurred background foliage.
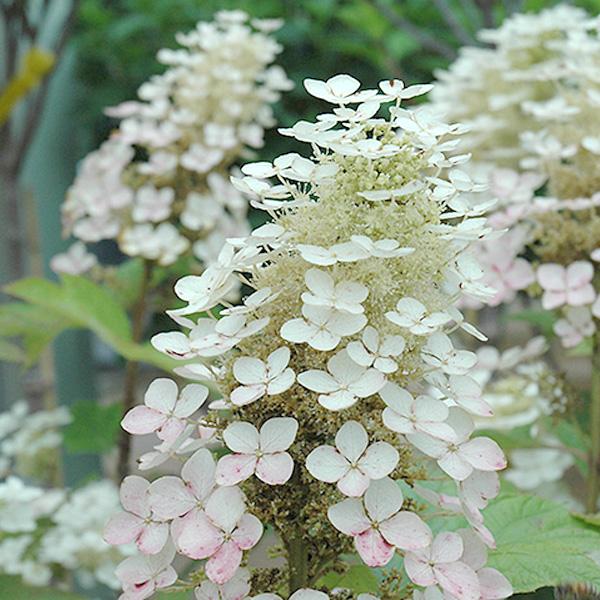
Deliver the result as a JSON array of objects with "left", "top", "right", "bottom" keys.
[{"left": 73, "top": 0, "right": 600, "bottom": 161}]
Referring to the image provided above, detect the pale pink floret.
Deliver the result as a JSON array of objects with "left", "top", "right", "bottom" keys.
[
  {"left": 408, "top": 408, "right": 506, "bottom": 481},
  {"left": 175, "top": 485, "right": 263, "bottom": 584},
  {"left": 116, "top": 541, "right": 177, "bottom": 600},
  {"left": 404, "top": 531, "right": 480, "bottom": 600},
  {"left": 553, "top": 306, "right": 596, "bottom": 348},
  {"left": 104, "top": 475, "right": 168, "bottom": 555},
  {"left": 216, "top": 417, "right": 298, "bottom": 486},
  {"left": 194, "top": 567, "right": 250, "bottom": 600},
  {"left": 481, "top": 244, "right": 535, "bottom": 307},
  {"left": 380, "top": 382, "right": 456, "bottom": 442},
  {"left": 149, "top": 448, "right": 216, "bottom": 523},
  {"left": 537, "top": 261, "right": 595, "bottom": 310},
  {"left": 328, "top": 477, "right": 432, "bottom": 567},
  {"left": 121, "top": 378, "right": 208, "bottom": 443},
  {"left": 305, "top": 420, "right": 399, "bottom": 496},
  {"left": 458, "top": 529, "right": 512, "bottom": 599}
]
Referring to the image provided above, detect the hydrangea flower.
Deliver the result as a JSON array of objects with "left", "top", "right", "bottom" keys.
[
  {"left": 328, "top": 477, "right": 432, "bottom": 566},
  {"left": 306, "top": 420, "right": 398, "bottom": 496},
  {"left": 104, "top": 475, "right": 168, "bottom": 554},
  {"left": 111, "top": 73, "right": 509, "bottom": 598}
]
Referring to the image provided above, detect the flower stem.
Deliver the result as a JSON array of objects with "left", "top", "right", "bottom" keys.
[
  {"left": 586, "top": 325, "right": 600, "bottom": 513},
  {"left": 117, "top": 260, "right": 153, "bottom": 481},
  {"left": 287, "top": 534, "right": 309, "bottom": 593}
]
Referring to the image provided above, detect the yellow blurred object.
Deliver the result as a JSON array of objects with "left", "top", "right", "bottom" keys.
[{"left": 0, "top": 47, "right": 56, "bottom": 125}]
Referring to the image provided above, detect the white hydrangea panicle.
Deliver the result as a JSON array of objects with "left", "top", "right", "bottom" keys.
[
  {"left": 112, "top": 73, "right": 511, "bottom": 599},
  {"left": 60, "top": 11, "right": 291, "bottom": 271}
]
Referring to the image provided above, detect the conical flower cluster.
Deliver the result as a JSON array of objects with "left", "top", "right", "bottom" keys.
[
  {"left": 110, "top": 74, "right": 511, "bottom": 600},
  {"left": 58, "top": 10, "right": 291, "bottom": 270}
]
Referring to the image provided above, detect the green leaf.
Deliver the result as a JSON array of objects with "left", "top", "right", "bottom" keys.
[
  {"left": 0, "top": 339, "right": 25, "bottom": 363},
  {"left": 486, "top": 494, "right": 600, "bottom": 592},
  {"left": 318, "top": 563, "right": 380, "bottom": 594},
  {"left": 4, "top": 275, "right": 178, "bottom": 371},
  {"left": 506, "top": 309, "right": 557, "bottom": 337},
  {"left": 63, "top": 401, "right": 123, "bottom": 454},
  {"left": 0, "top": 576, "right": 85, "bottom": 599},
  {"left": 0, "top": 302, "right": 69, "bottom": 365}
]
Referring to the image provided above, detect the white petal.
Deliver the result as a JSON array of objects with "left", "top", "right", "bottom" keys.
[
  {"left": 359, "top": 442, "right": 399, "bottom": 479},
  {"left": 259, "top": 417, "right": 299, "bottom": 452},
  {"left": 145, "top": 378, "right": 178, "bottom": 414},
  {"left": 306, "top": 446, "right": 349, "bottom": 482},
  {"left": 364, "top": 477, "right": 404, "bottom": 522},
  {"left": 223, "top": 421, "right": 260, "bottom": 453},
  {"left": 335, "top": 421, "right": 368, "bottom": 462},
  {"left": 328, "top": 498, "right": 370, "bottom": 536}
]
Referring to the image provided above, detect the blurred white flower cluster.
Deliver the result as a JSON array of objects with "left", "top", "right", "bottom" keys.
[
  {"left": 432, "top": 6, "right": 600, "bottom": 351},
  {"left": 57, "top": 10, "right": 291, "bottom": 270},
  {"left": 0, "top": 403, "right": 132, "bottom": 590}
]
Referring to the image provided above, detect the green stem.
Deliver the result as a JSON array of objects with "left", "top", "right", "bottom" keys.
[
  {"left": 586, "top": 325, "right": 600, "bottom": 513},
  {"left": 287, "top": 534, "right": 309, "bottom": 593},
  {"left": 117, "top": 260, "right": 153, "bottom": 481}
]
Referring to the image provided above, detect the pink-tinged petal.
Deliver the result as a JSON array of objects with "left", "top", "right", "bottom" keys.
[
  {"left": 431, "top": 531, "right": 463, "bottom": 563},
  {"left": 174, "top": 383, "right": 209, "bottom": 417},
  {"left": 232, "top": 513, "right": 263, "bottom": 550},
  {"left": 149, "top": 476, "right": 196, "bottom": 519},
  {"left": 435, "top": 561, "right": 480, "bottom": 600},
  {"left": 567, "top": 283, "right": 596, "bottom": 306},
  {"left": 505, "top": 258, "right": 535, "bottom": 290},
  {"left": 438, "top": 450, "right": 473, "bottom": 481},
  {"left": 460, "top": 438, "right": 506, "bottom": 472},
  {"left": 120, "top": 475, "right": 151, "bottom": 517},
  {"left": 145, "top": 378, "right": 178, "bottom": 413},
  {"left": 157, "top": 416, "right": 186, "bottom": 443},
  {"left": 537, "top": 264, "right": 565, "bottom": 291},
  {"left": 327, "top": 498, "right": 371, "bottom": 536},
  {"left": 256, "top": 452, "right": 294, "bottom": 485},
  {"left": 566, "top": 261, "right": 594, "bottom": 287},
  {"left": 379, "top": 511, "right": 432, "bottom": 551},
  {"left": 478, "top": 567, "right": 512, "bottom": 599},
  {"left": 306, "top": 446, "right": 349, "bottom": 483},
  {"left": 121, "top": 406, "right": 166, "bottom": 435},
  {"left": 259, "top": 417, "right": 299, "bottom": 453},
  {"left": 359, "top": 442, "right": 399, "bottom": 479},
  {"left": 354, "top": 528, "right": 395, "bottom": 567},
  {"left": 137, "top": 522, "right": 169, "bottom": 555},
  {"left": 205, "top": 540, "right": 243, "bottom": 585},
  {"left": 231, "top": 385, "right": 265, "bottom": 406},
  {"left": 337, "top": 468, "right": 370, "bottom": 497},
  {"left": 460, "top": 471, "right": 499, "bottom": 510},
  {"left": 215, "top": 454, "right": 258, "bottom": 486},
  {"left": 104, "top": 511, "right": 143, "bottom": 546},
  {"left": 182, "top": 448, "right": 216, "bottom": 501},
  {"left": 177, "top": 510, "right": 223, "bottom": 560},
  {"left": 121, "top": 581, "right": 154, "bottom": 600},
  {"left": 115, "top": 555, "right": 153, "bottom": 587},
  {"left": 404, "top": 553, "right": 435, "bottom": 586},
  {"left": 155, "top": 565, "right": 178, "bottom": 590},
  {"left": 541, "top": 290, "right": 566, "bottom": 310}
]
